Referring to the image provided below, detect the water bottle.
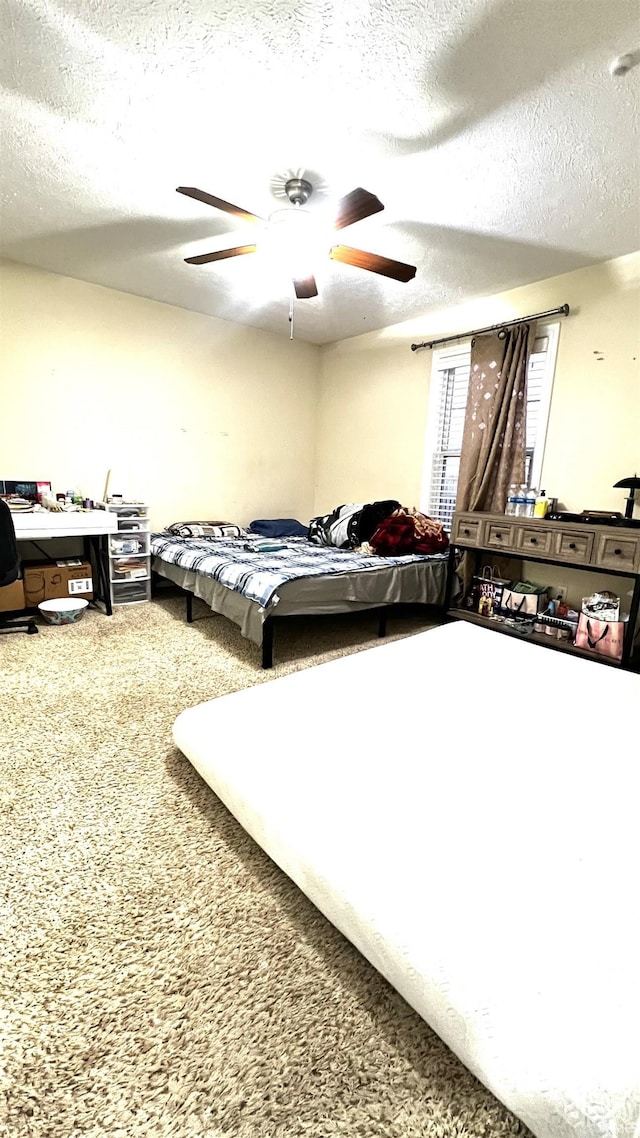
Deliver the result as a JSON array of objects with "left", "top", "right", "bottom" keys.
[
  {"left": 505, "top": 484, "right": 518, "bottom": 516},
  {"left": 516, "top": 483, "right": 529, "bottom": 517},
  {"left": 525, "top": 487, "right": 537, "bottom": 517}
]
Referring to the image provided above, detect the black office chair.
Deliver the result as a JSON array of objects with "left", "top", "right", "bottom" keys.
[{"left": 0, "top": 499, "right": 38, "bottom": 634}]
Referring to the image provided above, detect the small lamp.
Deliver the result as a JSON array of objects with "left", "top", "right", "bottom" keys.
[{"left": 613, "top": 475, "right": 640, "bottom": 520}]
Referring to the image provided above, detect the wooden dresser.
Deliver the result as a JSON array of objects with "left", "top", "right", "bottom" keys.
[{"left": 446, "top": 511, "right": 640, "bottom": 669}]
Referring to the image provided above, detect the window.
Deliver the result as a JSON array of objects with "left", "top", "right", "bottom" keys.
[{"left": 421, "top": 322, "right": 560, "bottom": 532}]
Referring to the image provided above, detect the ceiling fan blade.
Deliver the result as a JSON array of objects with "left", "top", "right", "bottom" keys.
[
  {"left": 184, "top": 244, "right": 257, "bottom": 265},
  {"left": 177, "top": 186, "right": 265, "bottom": 225},
  {"left": 293, "top": 275, "right": 318, "bottom": 300},
  {"left": 329, "top": 245, "right": 416, "bottom": 283},
  {"left": 333, "top": 187, "right": 384, "bottom": 230}
]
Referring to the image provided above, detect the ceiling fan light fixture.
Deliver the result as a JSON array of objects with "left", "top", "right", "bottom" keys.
[{"left": 263, "top": 206, "right": 326, "bottom": 279}]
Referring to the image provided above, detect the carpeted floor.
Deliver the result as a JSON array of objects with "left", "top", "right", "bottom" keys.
[{"left": 1, "top": 595, "right": 532, "bottom": 1138}]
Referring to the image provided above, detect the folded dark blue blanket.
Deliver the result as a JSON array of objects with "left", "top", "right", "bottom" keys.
[{"left": 248, "top": 518, "right": 308, "bottom": 538}]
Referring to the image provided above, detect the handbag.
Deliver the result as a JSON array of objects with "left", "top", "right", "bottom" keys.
[
  {"left": 500, "top": 581, "right": 549, "bottom": 617},
  {"left": 574, "top": 614, "right": 625, "bottom": 661}
]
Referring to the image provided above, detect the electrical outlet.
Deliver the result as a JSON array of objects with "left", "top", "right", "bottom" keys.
[{"left": 554, "top": 585, "right": 569, "bottom": 603}]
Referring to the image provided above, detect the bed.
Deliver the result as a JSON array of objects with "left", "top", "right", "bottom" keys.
[
  {"left": 151, "top": 531, "right": 450, "bottom": 666},
  {"left": 172, "top": 621, "right": 640, "bottom": 1138}
]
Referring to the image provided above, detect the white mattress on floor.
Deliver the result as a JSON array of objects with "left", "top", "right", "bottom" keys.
[{"left": 173, "top": 621, "right": 640, "bottom": 1138}]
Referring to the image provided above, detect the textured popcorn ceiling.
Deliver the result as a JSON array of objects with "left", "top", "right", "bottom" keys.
[{"left": 1, "top": 0, "right": 639, "bottom": 344}]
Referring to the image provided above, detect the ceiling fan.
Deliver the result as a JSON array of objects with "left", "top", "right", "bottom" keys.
[{"left": 176, "top": 179, "right": 417, "bottom": 300}]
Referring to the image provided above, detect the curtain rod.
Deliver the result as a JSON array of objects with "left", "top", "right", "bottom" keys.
[{"left": 410, "top": 303, "right": 570, "bottom": 352}]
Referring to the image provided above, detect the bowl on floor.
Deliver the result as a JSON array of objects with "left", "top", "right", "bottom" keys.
[{"left": 38, "top": 598, "right": 89, "bottom": 625}]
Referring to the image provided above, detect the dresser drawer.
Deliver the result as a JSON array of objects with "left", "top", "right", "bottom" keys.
[
  {"left": 452, "top": 514, "right": 483, "bottom": 546},
  {"left": 554, "top": 529, "right": 594, "bottom": 565},
  {"left": 596, "top": 533, "right": 640, "bottom": 573},
  {"left": 484, "top": 521, "right": 516, "bottom": 551},
  {"left": 516, "top": 525, "right": 555, "bottom": 557}
]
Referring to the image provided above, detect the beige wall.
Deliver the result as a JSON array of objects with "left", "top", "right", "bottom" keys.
[
  {"left": 0, "top": 260, "right": 320, "bottom": 530},
  {"left": 315, "top": 252, "right": 640, "bottom": 520},
  {"left": 3, "top": 251, "right": 638, "bottom": 564}
]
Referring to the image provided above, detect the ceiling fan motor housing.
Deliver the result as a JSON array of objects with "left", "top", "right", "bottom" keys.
[{"left": 285, "top": 178, "right": 312, "bottom": 206}]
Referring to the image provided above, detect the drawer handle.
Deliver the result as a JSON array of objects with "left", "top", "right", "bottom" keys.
[
  {"left": 569, "top": 542, "right": 576, "bottom": 550},
  {"left": 614, "top": 548, "right": 621, "bottom": 556},
  {"left": 530, "top": 537, "right": 537, "bottom": 545},
  {"left": 495, "top": 532, "right": 502, "bottom": 539},
  {"left": 463, "top": 528, "right": 470, "bottom": 536}
]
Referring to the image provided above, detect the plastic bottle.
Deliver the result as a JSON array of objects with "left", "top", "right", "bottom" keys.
[
  {"left": 516, "top": 483, "right": 529, "bottom": 517},
  {"left": 534, "top": 489, "right": 549, "bottom": 518},
  {"left": 505, "top": 484, "right": 518, "bottom": 516},
  {"left": 525, "top": 487, "right": 537, "bottom": 517}
]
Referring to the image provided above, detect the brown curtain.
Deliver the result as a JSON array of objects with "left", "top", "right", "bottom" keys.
[
  {"left": 456, "top": 322, "right": 536, "bottom": 514},
  {"left": 454, "top": 322, "right": 536, "bottom": 596}
]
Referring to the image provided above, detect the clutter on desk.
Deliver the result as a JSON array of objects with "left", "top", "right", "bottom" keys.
[
  {"left": 4, "top": 497, "right": 33, "bottom": 512},
  {"left": 1, "top": 478, "right": 128, "bottom": 514},
  {"left": 39, "top": 490, "right": 106, "bottom": 513},
  {"left": 0, "top": 479, "right": 51, "bottom": 505}
]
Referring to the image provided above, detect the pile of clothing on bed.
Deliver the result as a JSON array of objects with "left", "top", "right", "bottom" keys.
[
  {"left": 308, "top": 500, "right": 449, "bottom": 556},
  {"left": 163, "top": 503, "right": 448, "bottom": 558}
]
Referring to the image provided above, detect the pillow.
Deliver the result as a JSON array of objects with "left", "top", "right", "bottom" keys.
[
  {"left": 248, "top": 518, "right": 308, "bottom": 538},
  {"left": 166, "top": 521, "right": 245, "bottom": 539}
]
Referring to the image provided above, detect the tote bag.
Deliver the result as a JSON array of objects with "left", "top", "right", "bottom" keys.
[
  {"left": 469, "top": 566, "right": 509, "bottom": 616},
  {"left": 500, "top": 585, "right": 549, "bottom": 617},
  {"left": 574, "top": 614, "right": 625, "bottom": 661}
]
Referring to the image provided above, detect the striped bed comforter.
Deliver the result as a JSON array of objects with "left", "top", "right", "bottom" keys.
[{"left": 150, "top": 533, "right": 448, "bottom": 610}]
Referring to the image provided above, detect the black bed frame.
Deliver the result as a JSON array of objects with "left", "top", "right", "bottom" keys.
[{"left": 180, "top": 586, "right": 392, "bottom": 669}]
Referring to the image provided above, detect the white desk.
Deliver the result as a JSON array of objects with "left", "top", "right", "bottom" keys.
[
  {"left": 12, "top": 510, "right": 118, "bottom": 541},
  {"left": 13, "top": 509, "right": 118, "bottom": 614}
]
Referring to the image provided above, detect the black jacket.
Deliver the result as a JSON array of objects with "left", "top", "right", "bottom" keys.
[{"left": 0, "top": 499, "right": 20, "bottom": 588}]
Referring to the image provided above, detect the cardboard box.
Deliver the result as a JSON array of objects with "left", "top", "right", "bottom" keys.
[
  {"left": 0, "top": 577, "right": 25, "bottom": 612},
  {"left": 23, "top": 559, "right": 93, "bottom": 607}
]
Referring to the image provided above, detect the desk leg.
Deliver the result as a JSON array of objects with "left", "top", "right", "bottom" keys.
[{"left": 87, "top": 534, "right": 112, "bottom": 615}]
